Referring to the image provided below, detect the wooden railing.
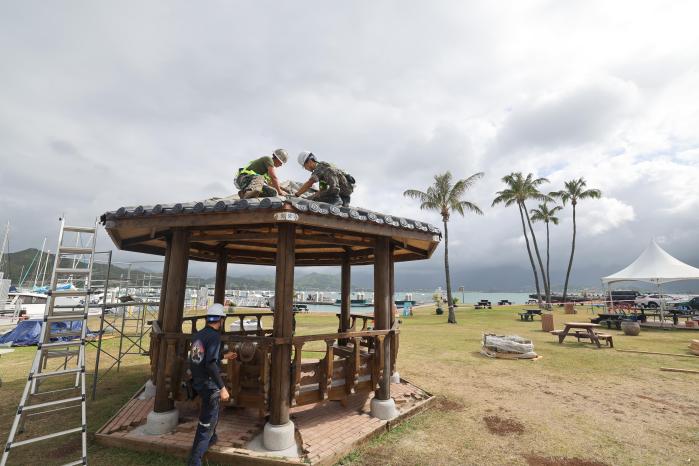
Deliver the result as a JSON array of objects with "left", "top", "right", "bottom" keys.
[{"left": 150, "top": 316, "right": 399, "bottom": 414}]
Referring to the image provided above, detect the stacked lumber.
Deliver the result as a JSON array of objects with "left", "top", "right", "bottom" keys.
[{"left": 690, "top": 339, "right": 699, "bottom": 356}]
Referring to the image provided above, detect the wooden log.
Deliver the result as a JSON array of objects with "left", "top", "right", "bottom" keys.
[
  {"left": 269, "top": 223, "right": 295, "bottom": 426},
  {"left": 214, "top": 251, "right": 227, "bottom": 304},
  {"left": 660, "top": 367, "right": 699, "bottom": 374},
  {"left": 154, "top": 229, "right": 190, "bottom": 413},
  {"left": 339, "top": 251, "right": 351, "bottom": 345},
  {"left": 373, "top": 236, "right": 391, "bottom": 401},
  {"left": 616, "top": 349, "right": 698, "bottom": 358}
]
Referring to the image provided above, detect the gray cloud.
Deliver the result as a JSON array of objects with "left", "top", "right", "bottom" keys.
[{"left": 1, "top": 1, "right": 698, "bottom": 291}]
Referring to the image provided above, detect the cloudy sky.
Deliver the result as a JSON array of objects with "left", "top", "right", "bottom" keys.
[{"left": 1, "top": 1, "right": 698, "bottom": 291}]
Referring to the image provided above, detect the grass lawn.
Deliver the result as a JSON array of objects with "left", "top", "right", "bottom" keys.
[{"left": 0, "top": 304, "right": 697, "bottom": 465}]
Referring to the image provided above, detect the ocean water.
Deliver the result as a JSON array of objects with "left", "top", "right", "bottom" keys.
[{"left": 298, "top": 291, "right": 532, "bottom": 314}]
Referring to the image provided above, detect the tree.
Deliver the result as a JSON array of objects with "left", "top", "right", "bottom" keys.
[
  {"left": 492, "top": 173, "right": 551, "bottom": 305},
  {"left": 404, "top": 171, "right": 484, "bottom": 324},
  {"left": 530, "top": 203, "right": 562, "bottom": 297},
  {"left": 550, "top": 178, "right": 602, "bottom": 303}
]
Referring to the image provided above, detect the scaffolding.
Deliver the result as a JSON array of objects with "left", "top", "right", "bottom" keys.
[{"left": 87, "top": 257, "right": 210, "bottom": 400}]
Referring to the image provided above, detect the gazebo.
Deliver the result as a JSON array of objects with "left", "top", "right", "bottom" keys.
[{"left": 96, "top": 195, "right": 440, "bottom": 462}]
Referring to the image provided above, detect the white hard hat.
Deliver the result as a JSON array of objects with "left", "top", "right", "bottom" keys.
[
  {"left": 206, "top": 303, "right": 226, "bottom": 321},
  {"left": 297, "top": 151, "right": 315, "bottom": 166},
  {"left": 272, "top": 148, "right": 288, "bottom": 164}
]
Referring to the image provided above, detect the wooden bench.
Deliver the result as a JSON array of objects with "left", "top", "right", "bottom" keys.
[{"left": 572, "top": 331, "right": 614, "bottom": 347}]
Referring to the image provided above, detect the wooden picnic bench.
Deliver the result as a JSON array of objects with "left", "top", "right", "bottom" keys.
[
  {"left": 518, "top": 309, "right": 543, "bottom": 321},
  {"left": 551, "top": 322, "right": 612, "bottom": 348}
]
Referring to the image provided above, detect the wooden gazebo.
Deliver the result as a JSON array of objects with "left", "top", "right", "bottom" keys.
[{"left": 100, "top": 195, "right": 440, "bottom": 455}]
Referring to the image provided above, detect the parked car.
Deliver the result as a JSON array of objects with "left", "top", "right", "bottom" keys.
[
  {"left": 670, "top": 296, "right": 699, "bottom": 312},
  {"left": 634, "top": 294, "right": 677, "bottom": 308},
  {"left": 611, "top": 290, "right": 640, "bottom": 304}
]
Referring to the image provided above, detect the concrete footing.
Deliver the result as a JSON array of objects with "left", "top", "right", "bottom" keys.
[
  {"left": 370, "top": 397, "right": 398, "bottom": 420},
  {"left": 144, "top": 409, "right": 179, "bottom": 435},
  {"left": 262, "top": 421, "right": 297, "bottom": 452}
]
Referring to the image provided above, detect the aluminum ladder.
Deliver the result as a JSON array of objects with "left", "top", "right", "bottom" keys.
[{"left": 1, "top": 219, "right": 97, "bottom": 466}]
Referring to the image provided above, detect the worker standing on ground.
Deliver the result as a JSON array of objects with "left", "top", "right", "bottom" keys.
[
  {"left": 235, "top": 148, "right": 289, "bottom": 199},
  {"left": 187, "top": 304, "right": 237, "bottom": 466},
  {"left": 294, "top": 151, "right": 355, "bottom": 206}
]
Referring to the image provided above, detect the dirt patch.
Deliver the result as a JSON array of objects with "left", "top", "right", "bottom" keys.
[
  {"left": 483, "top": 415, "right": 525, "bottom": 435},
  {"left": 523, "top": 454, "right": 609, "bottom": 466},
  {"left": 434, "top": 395, "right": 465, "bottom": 412},
  {"left": 48, "top": 437, "right": 82, "bottom": 459}
]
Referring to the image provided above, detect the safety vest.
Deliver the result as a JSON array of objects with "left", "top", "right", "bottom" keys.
[{"left": 238, "top": 161, "right": 272, "bottom": 183}]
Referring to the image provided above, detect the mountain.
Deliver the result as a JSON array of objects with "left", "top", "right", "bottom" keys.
[
  {"left": 220, "top": 272, "right": 341, "bottom": 291},
  {"left": 0, "top": 248, "right": 155, "bottom": 287}
]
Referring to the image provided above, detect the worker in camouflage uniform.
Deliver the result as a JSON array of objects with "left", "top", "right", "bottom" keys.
[
  {"left": 294, "top": 151, "right": 355, "bottom": 206},
  {"left": 235, "top": 149, "right": 289, "bottom": 199}
]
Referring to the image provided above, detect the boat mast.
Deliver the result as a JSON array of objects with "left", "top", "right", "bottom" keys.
[
  {"left": 0, "top": 221, "right": 9, "bottom": 276},
  {"left": 33, "top": 237, "right": 47, "bottom": 288},
  {"left": 40, "top": 249, "right": 51, "bottom": 287}
]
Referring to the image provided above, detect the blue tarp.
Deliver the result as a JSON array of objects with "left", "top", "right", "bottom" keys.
[{"left": 0, "top": 320, "right": 98, "bottom": 346}]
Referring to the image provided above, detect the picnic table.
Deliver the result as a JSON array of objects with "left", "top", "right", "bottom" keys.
[
  {"left": 551, "top": 322, "right": 613, "bottom": 348},
  {"left": 519, "top": 309, "right": 542, "bottom": 321}
]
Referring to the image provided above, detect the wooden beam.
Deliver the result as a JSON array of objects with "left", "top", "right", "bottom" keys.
[
  {"left": 214, "top": 250, "right": 227, "bottom": 304},
  {"left": 154, "top": 229, "right": 190, "bottom": 413},
  {"left": 270, "top": 223, "right": 295, "bottom": 425},
  {"left": 392, "top": 240, "right": 428, "bottom": 257},
  {"left": 189, "top": 232, "right": 279, "bottom": 243},
  {"left": 374, "top": 236, "right": 391, "bottom": 401},
  {"left": 121, "top": 230, "right": 168, "bottom": 247}
]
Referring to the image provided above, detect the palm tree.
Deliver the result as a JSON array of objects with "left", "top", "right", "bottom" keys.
[
  {"left": 404, "top": 171, "right": 484, "bottom": 324},
  {"left": 550, "top": 178, "right": 602, "bottom": 303},
  {"left": 492, "top": 173, "right": 551, "bottom": 305},
  {"left": 530, "top": 203, "right": 562, "bottom": 297}
]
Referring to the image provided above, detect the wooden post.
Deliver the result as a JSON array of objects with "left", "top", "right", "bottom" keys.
[
  {"left": 156, "top": 235, "right": 172, "bottom": 325},
  {"left": 373, "top": 236, "right": 391, "bottom": 401},
  {"left": 339, "top": 250, "right": 351, "bottom": 345},
  {"left": 154, "top": 229, "right": 190, "bottom": 413},
  {"left": 214, "top": 251, "right": 227, "bottom": 305},
  {"left": 389, "top": 244, "right": 398, "bottom": 377},
  {"left": 270, "top": 223, "right": 295, "bottom": 426}
]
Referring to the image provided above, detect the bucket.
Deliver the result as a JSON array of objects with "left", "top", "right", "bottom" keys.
[
  {"left": 541, "top": 313, "right": 554, "bottom": 332},
  {"left": 621, "top": 320, "right": 641, "bottom": 336}
]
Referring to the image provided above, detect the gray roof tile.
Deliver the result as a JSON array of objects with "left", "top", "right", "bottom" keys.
[{"left": 102, "top": 196, "right": 441, "bottom": 236}]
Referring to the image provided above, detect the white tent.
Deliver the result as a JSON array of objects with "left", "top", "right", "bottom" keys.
[
  {"left": 602, "top": 239, "right": 699, "bottom": 285},
  {"left": 601, "top": 239, "right": 699, "bottom": 326}
]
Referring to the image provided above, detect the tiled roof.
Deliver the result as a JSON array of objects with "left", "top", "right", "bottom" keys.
[{"left": 101, "top": 196, "right": 441, "bottom": 235}]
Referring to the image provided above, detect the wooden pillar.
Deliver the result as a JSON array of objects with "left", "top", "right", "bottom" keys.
[
  {"left": 156, "top": 235, "right": 172, "bottom": 325},
  {"left": 214, "top": 251, "right": 228, "bottom": 305},
  {"left": 270, "top": 223, "right": 295, "bottom": 426},
  {"left": 154, "top": 229, "right": 190, "bottom": 413},
  {"left": 339, "top": 250, "right": 351, "bottom": 342},
  {"left": 373, "top": 236, "right": 391, "bottom": 401}
]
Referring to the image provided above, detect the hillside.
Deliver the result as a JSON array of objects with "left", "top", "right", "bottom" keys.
[{"left": 2, "top": 249, "right": 345, "bottom": 291}]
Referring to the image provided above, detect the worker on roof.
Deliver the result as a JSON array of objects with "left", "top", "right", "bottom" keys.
[
  {"left": 235, "top": 148, "right": 289, "bottom": 199},
  {"left": 294, "top": 151, "right": 355, "bottom": 207},
  {"left": 187, "top": 304, "right": 237, "bottom": 466}
]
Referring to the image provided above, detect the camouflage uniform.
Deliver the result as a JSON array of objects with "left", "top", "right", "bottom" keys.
[
  {"left": 235, "top": 173, "right": 277, "bottom": 198},
  {"left": 308, "top": 161, "right": 354, "bottom": 207}
]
